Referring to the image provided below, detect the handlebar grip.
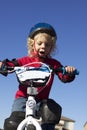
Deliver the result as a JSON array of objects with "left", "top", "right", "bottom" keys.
[
  {"left": 71, "top": 69, "right": 79, "bottom": 75},
  {"left": 62, "top": 67, "right": 79, "bottom": 75},
  {"left": 55, "top": 67, "right": 79, "bottom": 75}
]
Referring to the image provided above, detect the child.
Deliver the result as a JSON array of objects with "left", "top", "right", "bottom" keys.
[{"left": 0, "top": 22, "right": 77, "bottom": 130}]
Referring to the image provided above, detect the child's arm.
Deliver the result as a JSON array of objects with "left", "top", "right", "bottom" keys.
[
  {"left": 57, "top": 66, "right": 76, "bottom": 83},
  {"left": 0, "top": 59, "right": 19, "bottom": 76},
  {"left": 55, "top": 65, "right": 78, "bottom": 83}
]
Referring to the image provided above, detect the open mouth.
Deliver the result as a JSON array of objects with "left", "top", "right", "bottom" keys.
[
  {"left": 39, "top": 51, "right": 46, "bottom": 56},
  {"left": 40, "top": 51, "right": 45, "bottom": 54}
]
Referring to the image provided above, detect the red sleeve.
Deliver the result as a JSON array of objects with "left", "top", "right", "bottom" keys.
[
  {"left": 49, "top": 58, "right": 75, "bottom": 83},
  {"left": 58, "top": 72, "right": 75, "bottom": 83},
  {"left": 2, "top": 58, "right": 19, "bottom": 67}
]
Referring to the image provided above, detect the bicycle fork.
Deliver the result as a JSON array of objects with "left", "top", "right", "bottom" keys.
[{"left": 17, "top": 96, "right": 42, "bottom": 130}]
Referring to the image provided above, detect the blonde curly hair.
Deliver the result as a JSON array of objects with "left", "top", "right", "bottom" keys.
[{"left": 27, "top": 33, "right": 57, "bottom": 57}]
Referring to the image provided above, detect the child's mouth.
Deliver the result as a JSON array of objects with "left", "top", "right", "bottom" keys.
[
  {"left": 39, "top": 51, "right": 45, "bottom": 56},
  {"left": 40, "top": 51, "right": 45, "bottom": 54}
]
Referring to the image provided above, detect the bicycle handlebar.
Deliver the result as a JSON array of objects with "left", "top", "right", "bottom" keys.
[{"left": 0, "top": 65, "right": 79, "bottom": 75}]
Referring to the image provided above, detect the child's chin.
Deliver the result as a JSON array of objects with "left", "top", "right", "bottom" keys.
[{"left": 39, "top": 54, "right": 46, "bottom": 58}]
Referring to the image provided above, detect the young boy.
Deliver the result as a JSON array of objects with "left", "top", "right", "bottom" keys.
[{"left": 0, "top": 22, "right": 77, "bottom": 130}]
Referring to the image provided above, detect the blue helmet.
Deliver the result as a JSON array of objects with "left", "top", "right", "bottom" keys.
[{"left": 29, "top": 22, "right": 57, "bottom": 39}]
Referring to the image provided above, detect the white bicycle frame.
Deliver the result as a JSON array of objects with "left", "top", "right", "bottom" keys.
[
  {"left": 13, "top": 62, "right": 52, "bottom": 130},
  {"left": 17, "top": 96, "right": 42, "bottom": 130}
]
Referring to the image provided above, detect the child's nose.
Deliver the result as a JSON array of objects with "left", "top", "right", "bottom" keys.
[{"left": 41, "top": 43, "right": 46, "bottom": 48}]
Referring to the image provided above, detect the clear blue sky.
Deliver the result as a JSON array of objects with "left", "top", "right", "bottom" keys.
[{"left": 0, "top": 1, "right": 87, "bottom": 130}]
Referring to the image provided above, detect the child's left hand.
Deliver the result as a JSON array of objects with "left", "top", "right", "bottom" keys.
[{"left": 65, "top": 66, "right": 76, "bottom": 74}]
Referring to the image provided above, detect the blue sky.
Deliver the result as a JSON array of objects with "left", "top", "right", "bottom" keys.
[{"left": 0, "top": 1, "right": 87, "bottom": 130}]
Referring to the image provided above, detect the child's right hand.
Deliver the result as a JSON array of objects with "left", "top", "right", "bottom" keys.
[
  {"left": 0, "top": 62, "right": 8, "bottom": 76},
  {"left": 0, "top": 62, "right": 2, "bottom": 68}
]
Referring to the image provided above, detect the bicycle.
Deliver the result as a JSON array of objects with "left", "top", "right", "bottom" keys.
[{"left": 0, "top": 62, "right": 79, "bottom": 130}]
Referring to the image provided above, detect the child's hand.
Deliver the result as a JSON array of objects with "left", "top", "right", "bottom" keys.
[
  {"left": 65, "top": 66, "right": 76, "bottom": 74},
  {"left": 0, "top": 62, "right": 2, "bottom": 68}
]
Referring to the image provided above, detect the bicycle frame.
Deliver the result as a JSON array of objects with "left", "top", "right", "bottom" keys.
[
  {"left": 15, "top": 62, "right": 52, "bottom": 130},
  {"left": 17, "top": 96, "right": 42, "bottom": 130}
]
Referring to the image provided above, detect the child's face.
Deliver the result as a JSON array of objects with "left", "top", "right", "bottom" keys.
[{"left": 33, "top": 33, "right": 53, "bottom": 58}]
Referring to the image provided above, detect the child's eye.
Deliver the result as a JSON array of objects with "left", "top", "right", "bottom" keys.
[{"left": 37, "top": 42, "right": 42, "bottom": 45}]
